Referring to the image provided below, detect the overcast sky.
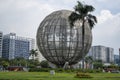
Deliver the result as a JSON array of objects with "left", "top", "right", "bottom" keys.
[{"left": 0, "top": 0, "right": 120, "bottom": 54}]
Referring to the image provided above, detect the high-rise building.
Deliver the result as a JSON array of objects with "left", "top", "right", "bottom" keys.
[
  {"left": 2, "top": 33, "right": 35, "bottom": 60},
  {"left": 106, "top": 47, "right": 114, "bottom": 63},
  {"left": 0, "top": 31, "right": 3, "bottom": 58},
  {"left": 87, "top": 45, "right": 114, "bottom": 63},
  {"left": 114, "top": 54, "right": 119, "bottom": 65},
  {"left": 27, "top": 38, "right": 35, "bottom": 50}
]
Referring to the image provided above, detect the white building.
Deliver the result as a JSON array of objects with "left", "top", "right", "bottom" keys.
[{"left": 87, "top": 45, "right": 114, "bottom": 63}]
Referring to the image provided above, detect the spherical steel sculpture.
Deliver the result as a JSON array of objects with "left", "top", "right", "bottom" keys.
[{"left": 37, "top": 10, "right": 92, "bottom": 67}]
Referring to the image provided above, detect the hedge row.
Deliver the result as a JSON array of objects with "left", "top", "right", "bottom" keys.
[{"left": 29, "top": 68, "right": 102, "bottom": 73}]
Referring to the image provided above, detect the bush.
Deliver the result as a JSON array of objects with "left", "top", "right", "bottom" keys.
[
  {"left": 75, "top": 69, "right": 102, "bottom": 73},
  {"left": 29, "top": 68, "right": 102, "bottom": 73},
  {"left": 54, "top": 68, "right": 64, "bottom": 72},
  {"left": 75, "top": 72, "right": 93, "bottom": 78},
  {"left": 95, "top": 69, "right": 102, "bottom": 73},
  {"left": 29, "top": 68, "right": 51, "bottom": 72}
]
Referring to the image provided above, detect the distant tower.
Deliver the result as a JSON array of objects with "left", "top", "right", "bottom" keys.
[
  {"left": 119, "top": 48, "right": 120, "bottom": 64},
  {"left": 87, "top": 45, "right": 114, "bottom": 63},
  {"left": 0, "top": 31, "right": 3, "bottom": 58}
]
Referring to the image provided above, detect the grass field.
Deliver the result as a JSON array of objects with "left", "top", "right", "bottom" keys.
[{"left": 0, "top": 72, "right": 120, "bottom": 80}]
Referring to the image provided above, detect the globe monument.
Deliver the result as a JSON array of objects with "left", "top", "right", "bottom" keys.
[{"left": 36, "top": 10, "right": 92, "bottom": 67}]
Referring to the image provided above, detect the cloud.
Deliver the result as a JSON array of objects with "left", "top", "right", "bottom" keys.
[
  {"left": 97, "top": 10, "right": 114, "bottom": 24},
  {"left": 0, "top": 0, "right": 120, "bottom": 54},
  {"left": 0, "top": 0, "right": 56, "bottom": 38},
  {"left": 93, "top": 10, "right": 120, "bottom": 53},
  {"left": 0, "top": 0, "right": 75, "bottom": 38}
]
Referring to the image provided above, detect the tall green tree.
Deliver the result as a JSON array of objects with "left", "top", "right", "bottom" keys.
[
  {"left": 93, "top": 60, "right": 103, "bottom": 69},
  {"left": 69, "top": 1, "right": 97, "bottom": 69},
  {"left": 30, "top": 49, "right": 38, "bottom": 60},
  {"left": 40, "top": 60, "right": 49, "bottom": 68},
  {"left": 28, "top": 59, "right": 40, "bottom": 68},
  {"left": 0, "top": 58, "right": 9, "bottom": 69},
  {"left": 1, "top": 61, "right": 9, "bottom": 69},
  {"left": 9, "top": 57, "right": 27, "bottom": 66}
]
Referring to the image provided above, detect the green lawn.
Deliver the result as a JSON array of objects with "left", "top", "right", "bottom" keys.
[{"left": 0, "top": 72, "right": 120, "bottom": 80}]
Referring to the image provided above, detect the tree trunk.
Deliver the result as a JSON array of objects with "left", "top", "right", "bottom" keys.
[
  {"left": 82, "top": 20, "right": 85, "bottom": 69},
  {"left": 32, "top": 54, "right": 34, "bottom": 60}
]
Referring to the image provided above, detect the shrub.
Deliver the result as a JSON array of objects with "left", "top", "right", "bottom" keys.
[
  {"left": 75, "top": 72, "right": 93, "bottom": 78},
  {"left": 95, "top": 69, "right": 102, "bottom": 73},
  {"left": 74, "top": 69, "right": 102, "bottom": 73},
  {"left": 54, "top": 68, "right": 64, "bottom": 72},
  {"left": 29, "top": 68, "right": 50, "bottom": 72},
  {"left": 29, "top": 68, "right": 102, "bottom": 73}
]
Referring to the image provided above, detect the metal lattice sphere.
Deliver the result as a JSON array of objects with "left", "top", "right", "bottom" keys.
[{"left": 37, "top": 10, "right": 92, "bottom": 67}]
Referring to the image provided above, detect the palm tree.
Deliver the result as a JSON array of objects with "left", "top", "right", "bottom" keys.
[
  {"left": 30, "top": 49, "right": 38, "bottom": 60},
  {"left": 69, "top": 1, "right": 97, "bottom": 69}
]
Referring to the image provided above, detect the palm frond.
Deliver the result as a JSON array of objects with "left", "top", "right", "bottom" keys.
[
  {"left": 88, "top": 19, "right": 95, "bottom": 29},
  {"left": 69, "top": 12, "right": 80, "bottom": 27},
  {"left": 87, "top": 14, "right": 97, "bottom": 29},
  {"left": 69, "top": 1, "right": 97, "bottom": 29},
  {"left": 74, "top": 1, "right": 84, "bottom": 14},
  {"left": 88, "top": 14, "right": 97, "bottom": 23},
  {"left": 84, "top": 5, "right": 95, "bottom": 13}
]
